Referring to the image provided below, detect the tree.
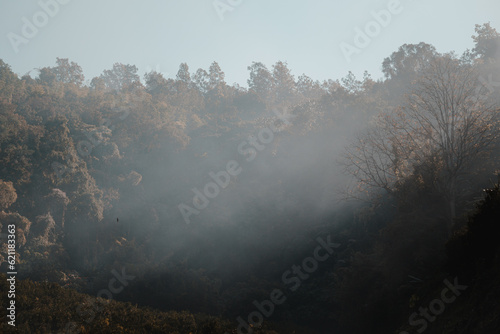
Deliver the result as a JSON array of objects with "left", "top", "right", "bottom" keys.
[
  {"left": 208, "top": 61, "right": 225, "bottom": 87},
  {"left": 89, "top": 76, "right": 106, "bottom": 91},
  {"left": 193, "top": 68, "right": 209, "bottom": 94},
  {"left": 272, "top": 61, "right": 297, "bottom": 106},
  {"left": 174, "top": 63, "right": 197, "bottom": 101},
  {"left": 0, "top": 101, "right": 42, "bottom": 185},
  {"left": 297, "top": 74, "right": 322, "bottom": 100},
  {"left": 382, "top": 42, "right": 438, "bottom": 80},
  {"left": 341, "top": 71, "right": 363, "bottom": 94},
  {"left": 52, "top": 58, "right": 85, "bottom": 86},
  {"left": 471, "top": 22, "right": 500, "bottom": 61},
  {"left": 406, "top": 57, "right": 498, "bottom": 225},
  {"left": 0, "top": 59, "right": 21, "bottom": 103},
  {"left": 343, "top": 113, "right": 409, "bottom": 198},
  {"left": 207, "top": 61, "right": 226, "bottom": 96},
  {"left": 0, "top": 180, "right": 17, "bottom": 211},
  {"left": 344, "top": 56, "right": 499, "bottom": 232},
  {"left": 37, "top": 58, "right": 85, "bottom": 87},
  {"left": 176, "top": 63, "right": 191, "bottom": 84},
  {"left": 100, "top": 63, "right": 140, "bottom": 91},
  {"left": 38, "top": 67, "right": 57, "bottom": 86},
  {"left": 144, "top": 71, "right": 168, "bottom": 96},
  {"left": 247, "top": 62, "right": 274, "bottom": 98}
]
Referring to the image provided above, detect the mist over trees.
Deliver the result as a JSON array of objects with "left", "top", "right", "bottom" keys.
[
  {"left": 344, "top": 55, "right": 499, "bottom": 232},
  {"left": 1, "top": 22, "right": 500, "bottom": 334}
]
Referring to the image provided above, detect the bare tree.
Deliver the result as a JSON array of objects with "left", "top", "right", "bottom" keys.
[
  {"left": 343, "top": 56, "right": 499, "bottom": 232},
  {"left": 405, "top": 57, "right": 498, "bottom": 224}
]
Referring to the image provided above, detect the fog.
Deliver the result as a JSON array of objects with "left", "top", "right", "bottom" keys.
[{"left": 1, "top": 2, "right": 500, "bottom": 334}]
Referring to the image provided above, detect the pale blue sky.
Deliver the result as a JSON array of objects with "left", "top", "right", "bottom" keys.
[{"left": 1, "top": 0, "right": 499, "bottom": 86}]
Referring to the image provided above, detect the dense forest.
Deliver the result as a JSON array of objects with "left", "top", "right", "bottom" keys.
[{"left": 1, "top": 22, "right": 500, "bottom": 333}]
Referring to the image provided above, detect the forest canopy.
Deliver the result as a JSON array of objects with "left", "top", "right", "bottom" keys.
[{"left": 0, "top": 22, "right": 500, "bottom": 334}]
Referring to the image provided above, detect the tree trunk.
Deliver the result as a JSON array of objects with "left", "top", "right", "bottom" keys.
[{"left": 447, "top": 179, "right": 457, "bottom": 236}]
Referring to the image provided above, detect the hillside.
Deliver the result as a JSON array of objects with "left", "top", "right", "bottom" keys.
[{"left": 1, "top": 22, "right": 500, "bottom": 334}]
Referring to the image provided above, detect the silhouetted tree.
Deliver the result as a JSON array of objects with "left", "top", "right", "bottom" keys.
[{"left": 344, "top": 56, "right": 500, "bottom": 232}]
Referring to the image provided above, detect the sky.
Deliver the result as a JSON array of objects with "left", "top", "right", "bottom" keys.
[{"left": 0, "top": 0, "right": 499, "bottom": 87}]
